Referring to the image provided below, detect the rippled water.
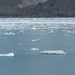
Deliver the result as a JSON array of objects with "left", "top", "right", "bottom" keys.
[{"left": 0, "top": 18, "right": 75, "bottom": 75}]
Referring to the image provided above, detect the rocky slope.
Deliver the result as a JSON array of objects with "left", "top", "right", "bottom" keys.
[
  {"left": 18, "top": 0, "right": 75, "bottom": 17},
  {"left": 0, "top": 0, "right": 75, "bottom": 17},
  {"left": 22, "top": 0, "right": 47, "bottom": 6},
  {"left": 0, "top": 0, "right": 47, "bottom": 8}
]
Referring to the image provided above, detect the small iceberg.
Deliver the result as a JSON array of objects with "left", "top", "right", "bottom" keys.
[
  {"left": 30, "top": 48, "right": 39, "bottom": 51},
  {"left": 4, "top": 32, "right": 16, "bottom": 35},
  {"left": 40, "top": 50, "right": 67, "bottom": 55},
  {"left": 0, "top": 52, "right": 14, "bottom": 57},
  {"left": 32, "top": 39, "right": 37, "bottom": 42},
  {"left": 32, "top": 39, "right": 40, "bottom": 42},
  {"left": 19, "top": 43, "right": 22, "bottom": 45}
]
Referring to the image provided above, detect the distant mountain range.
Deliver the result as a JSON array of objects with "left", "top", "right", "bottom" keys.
[
  {"left": 22, "top": 0, "right": 47, "bottom": 7},
  {"left": 0, "top": 0, "right": 75, "bottom": 17},
  {"left": 0, "top": 0, "right": 47, "bottom": 8}
]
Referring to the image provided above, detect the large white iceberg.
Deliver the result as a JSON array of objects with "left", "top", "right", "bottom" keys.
[
  {"left": 0, "top": 52, "right": 14, "bottom": 57},
  {"left": 40, "top": 50, "right": 67, "bottom": 55}
]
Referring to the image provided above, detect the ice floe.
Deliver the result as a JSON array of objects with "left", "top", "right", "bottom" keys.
[
  {"left": 40, "top": 50, "right": 67, "bottom": 55},
  {"left": 0, "top": 52, "right": 14, "bottom": 57},
  {"left": 32, "top": 39, "right": 37, "bottom": 42},
  {"left": 4, "top": 32, "right": 16, "bottom": 35},
  {"left": 30, "top": 48, "right": 39, "bottom": 51},
  {"left": 32, "top": 39, "right": 40, "bottom": 42},
  {"left": 19, "top": 43, "right": 22, "bottom": 45},
  {"left": 0, "top": 18, "right": 75, "bottom": 35}
]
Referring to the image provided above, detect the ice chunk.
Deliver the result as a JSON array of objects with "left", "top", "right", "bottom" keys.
[
  {"left": 40, "top": 50, "right": 67, "bottom": 55},
  {"left": 0, "top": 52, "right": 14, "bottom": 57},
  {"left": 4, "top": 32, "right": 16, "bottom": 35},
  {"left": 32, "top": 39, "right": 40, "bottom": 42},
  {"left": 30, "top": 48, "right": 39, "bottom": 51},
  {"left": 32, "top": 39, "right": 37, "bottom": 42}
]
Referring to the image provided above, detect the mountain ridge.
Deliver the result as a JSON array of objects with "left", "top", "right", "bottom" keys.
[
  {"left": 22, "top": 0, "right": 47, "bottom": 7},
  {"left": 0, "top": 0, "right": 75, "bottom": 17}
]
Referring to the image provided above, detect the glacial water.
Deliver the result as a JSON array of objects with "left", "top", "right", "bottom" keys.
[{"left": 0, "top": 18, "right": 75, "bottom": 75}]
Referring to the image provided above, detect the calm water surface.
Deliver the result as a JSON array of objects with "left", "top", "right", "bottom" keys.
[{"left": 0, "top": 18, "right": 75, "bottom": 75}]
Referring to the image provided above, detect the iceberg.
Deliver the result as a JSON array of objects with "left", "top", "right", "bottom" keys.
[
  {"left": 32, "top": 39, "right": 40, "bottom": 42},
  {"left": 4, "top": 32, "right": 16, "bottom": 35},
  {"left": 32, "top": 39, "right": 37, "bottom": 42},
  {"left": 0, "top": 52, "right": 14, "bottom": 57},
  {"left": 30, "top": 48, "right": 39, "bottom": 51},
  {"left": 40, "top": 50, "right": 67, "bottom": 55}
]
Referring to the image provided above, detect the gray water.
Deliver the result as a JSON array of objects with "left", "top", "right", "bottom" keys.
[{"left": 0, "top": 18, "right": 75, "bottom": 75}]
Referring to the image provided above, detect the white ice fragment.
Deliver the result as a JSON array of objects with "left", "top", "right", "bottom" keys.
[
  {"left": 50, "top": 30, "right": 54, "bottom": 33},
  {"left": 0, "top": 52, "right": 14, "bottom": 57},
  {"left": 30, "top": 48, "right": 39, "bottom": 51},
  {"left": 32, "top": 39, "right": 37, "bottom": 42},
  {"left": 31, "top": 27, "right": 36, "bottom": 30},
  {"left": 4, "top": 32, "right": 16, "bottom": 35},
  {"left": 40, "top": 50, "right": 67, "bottom": 55},
  {"left": 19, "top": 43, "right": 22, "bottom": 45},
  {"left": 32, "top": 39, "right": 40, "bottom": 42}
]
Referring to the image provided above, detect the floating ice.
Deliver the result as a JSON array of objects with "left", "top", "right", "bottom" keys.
[
  {"left": 40, "top": 50, "right": 67, "bottom": 55},
  {"left": 30, "top": 48, "right": 39, "bottom": 51},
  {"left": 0, "top": 18, "right": 75, "bottom": 35},
  {"left": 31, "top": 27, "right": 37, "bottom": 30},
  {"left": 0, "top": 52, "right": 14, "bottom": 57},
  {"left": 4, "top": 32, "right": 16, "bottom": 35},
  {"left": 32, "top": 39, "right": 40, "bottom": 42},
  {"left": 32, "top": 39, "right": 37, "bottom": 42},
  {"left": 19, "top": 43, "right": 22, "bottom": 45}
]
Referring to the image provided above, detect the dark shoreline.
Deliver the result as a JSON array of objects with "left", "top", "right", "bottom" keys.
[{"left": 0, "top": 16, "right": 75, "bottom": 18}]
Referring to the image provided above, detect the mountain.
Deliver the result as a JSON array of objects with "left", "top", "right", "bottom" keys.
[
  {"left": 22, "top": 0, "right": 47, "bottom": 7},
  {"left": 0, "top": 0, "right": 75, "bottom": 17},
  {"left": 0, "top": 0, "right": 47, "bottom": 9},
  {"left": 0, "top": 0, "right": 21, "bottom": 14},
  {"left": 0, "top": 0, "right": 47, "bottom": 17}
]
